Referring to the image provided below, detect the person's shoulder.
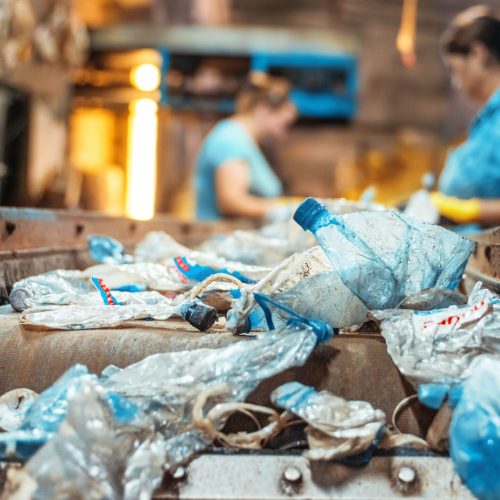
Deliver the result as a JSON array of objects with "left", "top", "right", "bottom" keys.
[{"left": 208, "top": 119, "right": 246, "bottom": 143}]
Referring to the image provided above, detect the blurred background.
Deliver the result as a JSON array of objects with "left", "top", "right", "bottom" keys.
[{"left": 0, "top": 0, "right": 496, "bottom": 220}]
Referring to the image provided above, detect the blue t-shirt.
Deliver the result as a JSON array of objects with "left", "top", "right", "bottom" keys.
[
  {"left": 439, "top": 88, "right": 500, "bottom": 199},
  {"left": 195, "top": 119, "right": 283, "bottom": 220}
]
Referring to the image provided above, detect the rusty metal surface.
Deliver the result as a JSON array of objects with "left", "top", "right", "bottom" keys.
[
  {"left": 466, "top": 227, "right": 500, "bottom": 289},
  {"left": 155, "top": 453, "right": 473, "bottom": 499},
  {"left": 0, "top": 311, "right": 239, "bottom": 395}
]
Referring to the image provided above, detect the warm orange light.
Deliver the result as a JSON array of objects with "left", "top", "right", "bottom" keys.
[
  {"left": 126, "top": 99, "right": 158, "bottom": 220},
  {"left": 397, "top": 0, "right": 418, "bottom": 68},
  {"left": 130, "top": 63, "right": 161, "bottom": 92}
]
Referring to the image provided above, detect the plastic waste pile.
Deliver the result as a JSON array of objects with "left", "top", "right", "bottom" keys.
[
  {"left": 4, "top": 196, "right": 499, "bottom": 500},
  {"left": 374, "top": 282, "right": 500, "bottom": 500},
  {"left": 0, "top": 308, "right": 333, "bottom": 498}
]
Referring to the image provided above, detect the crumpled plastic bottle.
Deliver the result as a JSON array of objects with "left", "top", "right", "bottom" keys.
[
  {"left": 271, "top": 382, "right": 385, "bottom": 463},
  {"left": 294, "top": 197, "right": 475, "bottom": 310},
  {"left": 88, "top": 235, "right": 133, "bottom": 265},
  {"left": 227, "top": 246, "right": 369, "bottom": 333}
]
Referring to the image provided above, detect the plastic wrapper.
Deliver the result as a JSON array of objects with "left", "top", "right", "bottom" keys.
[
  {"left": 19, "top": 297, "right": 218, "bottom": 332},
  {"left": 0, "top": 389, "right": 38, "bottom": 432},
  {"left": 9, "top": 269, "right": 94, "bottom": 311},
  {"left": 227, "top": 246, "right": 369, "bottom": 332},
  {"left": 373, "top": 283, "right": 500, "bottom": 385},
  {"left": 294, "top": 197, "right": 475, "bottom": 310},
  {"left": 272, "top": 382, "right": 385, "bottom": 462},
  {"left": 449, "top": 355, "right": 500, "bottom": 500},
  {"left": 88, "top": 235, "right": 133, "bottom": 265}
]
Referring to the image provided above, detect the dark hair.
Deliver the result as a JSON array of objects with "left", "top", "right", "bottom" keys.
[
  {"left": 236, "top": 72, "right": 291, "bottom": 114},
  {"left": 442, "top": 10, "right": 500, "bottom": 62}
]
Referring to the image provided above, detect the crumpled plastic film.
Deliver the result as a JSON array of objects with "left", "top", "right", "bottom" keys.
[
  {"left": 227, "top": 246, "right": 369, "bottom": 332},
  {"left": 19, "top": 297, "right": 218, "bottom": 332},
  {"left": 26, "top": 380, "right": 164, "bottom": 500},
  {"left": 9, "top": 269, "right": 93, "bottom": 311},
  {"left": 373, "top": 283, "right": 500, "bottom": 385},
  {"left": 103, "top": 314, "right": 333, "bottom": 469},
  {"left": 272, "top": 382, "right": 385, "bottom": 462},
  {"left": 294, "top": 198, "right": 475, "bottom": 310},
  {"left": 88, "top": 235, "right": 133, "bottom": 265},
  {"left": 134, "top": 231, "right": 192, "bottom": 263},
  {"left": 449, "top": 355, "right": 500, "bottom": 500},
  {"left": 0, "top": 389, "right": 38, "bottom": 432}
]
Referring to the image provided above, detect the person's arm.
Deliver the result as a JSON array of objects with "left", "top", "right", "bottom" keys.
[
  {"left": 215, "top": 160, "right": 276, "bottom": 219},
  {"left": 430, "top": 192, "right": 500, "bottom": 226}
]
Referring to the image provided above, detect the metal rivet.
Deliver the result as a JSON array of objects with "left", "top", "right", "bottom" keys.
[
  {"left": 173, "top": 466, "right": 186, "bottom": 480},
  {"left": 398, "top": 466, "right": 416, "bottom": 484},
  {"left": 283, "top": 466, "right": 302, "bottom": 483}
]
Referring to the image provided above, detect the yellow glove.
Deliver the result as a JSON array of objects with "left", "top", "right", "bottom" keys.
[{"left": 429, "top": 192, "right": 481, "bottom": 223}]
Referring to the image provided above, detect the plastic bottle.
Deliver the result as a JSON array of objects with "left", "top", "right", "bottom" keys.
[{"left": 293, "top": 198, "right": 475, "bottom": 310}]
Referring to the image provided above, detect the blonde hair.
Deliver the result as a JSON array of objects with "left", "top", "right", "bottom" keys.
[{"left": 235, "top": 72, "right": 291, "bottom": 114}]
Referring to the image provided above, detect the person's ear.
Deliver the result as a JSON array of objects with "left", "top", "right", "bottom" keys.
[{"left": 469, "top": 41, "right": 492, "bottom": 67}]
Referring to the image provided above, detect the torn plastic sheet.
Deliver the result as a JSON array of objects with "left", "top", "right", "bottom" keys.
[
  {"left": 19, "top": 297, "right": 218, "bottom": 332},
  {"left": 373, "top": 283, "right": 500, "bottom": 385},
  {"left": 294, "top": 198, "right": 475, "bottom": 310},
  {"left": 272, "top": 382, "right": 385, "bottom": 462},
  {"left": 227, "top": 246, "right": 369, "bottom": 333}
]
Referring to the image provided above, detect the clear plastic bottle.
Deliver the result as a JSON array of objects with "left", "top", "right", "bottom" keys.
[{"left": 293, "top": 198, "right": 475, "bottom": 310}]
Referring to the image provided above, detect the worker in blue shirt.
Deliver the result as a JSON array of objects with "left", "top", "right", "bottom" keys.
[
  {"left": 195, "top": 73, "right": 297, "bottom": 221},
  {"left": 431, "top": 8, "right": 500, "bottom": 226}
]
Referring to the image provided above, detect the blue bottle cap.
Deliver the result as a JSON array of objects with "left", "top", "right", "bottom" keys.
[{"left": 293, "top": 197, "right": 330, "bottom": 232}]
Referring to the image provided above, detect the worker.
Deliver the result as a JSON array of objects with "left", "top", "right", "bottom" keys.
[
  {"left": 195, "top": 73, "right": 297, "bottom": 221},
  {"left": 430, "top": 8, "right": 500, "bottom": 226}
]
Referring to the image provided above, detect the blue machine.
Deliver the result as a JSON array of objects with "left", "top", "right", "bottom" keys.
[{"left": 158, "top": 27, "right": 359, "bottom": 120}]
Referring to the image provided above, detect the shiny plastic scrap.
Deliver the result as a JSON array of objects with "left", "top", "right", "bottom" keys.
[
  {"left": 448, "top": 356, "right": 500, "bottom": 500},
  {"left": 88, "top": 235, "right": 133, "bottom": 265},
  {"left": 227, "top": 246, "right": 369, "bottom": 333},
  {"left": 373, "top": 283, "right": 500, "bottom": 385},
  {"left": 102, "top": 307, "right": 333, "bottom": 470},
  {"left": 19, "top": 297, "right": 218, "bottom": 332},
  {"left": 272, "top": 382, "right": 385, "bottom": 462},
  {"left": 9, "top": 269, "right": 94, "bottom": 312},
  {"left": 293, "top": 197, "right": 475, "bottom": 310},
  {"left": 26, "top": 380, "right": 164, "bottom": 500},
  {"left": 0, "top": 389, "right": 38, "bottom": 432}
]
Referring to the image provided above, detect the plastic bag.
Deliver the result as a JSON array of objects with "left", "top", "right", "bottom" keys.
[
  {"left": 373, "top": 283, "right": 500, "bottom": 385},
  {"left": 88, "top": 235, "right": 133, "bottom": 265},
  {"left": 9, "top": 269, "right": 94, "bottom": 311},
  {"left": 294, "top": 197, "right": 475, "bottom": 310},
  {"left": 271, "top": 382, "right": 385, "bottom": 462},
  {"left": 134, "top": 231, "right": 192, "bottom": 263},
  {"left": 227, "top": 246, "right": 369, "bottom": 332},
  {"left": 19, "top": 297, "right": 218, "bottom": 332},
  {"left": 26, "top": 380, "right": 163, "bottom": 500},
  {"left": 449, "top": 355, "right": 500, "bottom": 500}
]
